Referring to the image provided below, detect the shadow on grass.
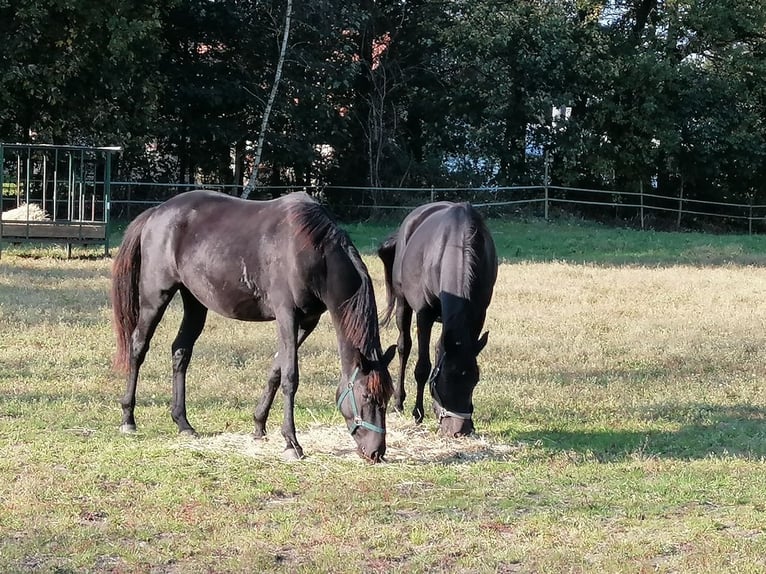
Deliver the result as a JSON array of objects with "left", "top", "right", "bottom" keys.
[
  {"left": 500, "top": 403, "right": 766, "bottom": 461},
  {"left": 0, "top": 262, "right": 110, "bottom": 280}
]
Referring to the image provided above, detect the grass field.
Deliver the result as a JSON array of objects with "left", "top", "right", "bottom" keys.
[{"left": 2, "top": 217, "right": 766, "bottom": 573}]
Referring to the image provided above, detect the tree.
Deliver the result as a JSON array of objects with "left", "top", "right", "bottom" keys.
[
  {"left": 241, "top": 0, "right": 292, "bottom": 199},
  {"left": 0, "top": 0, "right": 164, "bottom": 149}
]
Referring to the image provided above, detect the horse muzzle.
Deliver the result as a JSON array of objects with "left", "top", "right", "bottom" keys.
[
  {"left": 353, "top": 429, "right": 386, "bottom": 463},
  {"left": 437, "top": 414, "right": 475, "bottom": 438}
]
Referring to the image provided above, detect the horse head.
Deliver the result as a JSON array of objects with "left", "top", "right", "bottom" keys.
[
  {"left": 336, "top": 345, "right": 396, "bottom": 462},
  {"left": 431, "top": 330, "right": 489, "bottom": 437}
]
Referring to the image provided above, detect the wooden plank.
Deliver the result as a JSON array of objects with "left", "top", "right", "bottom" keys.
[{"left": 0, "top": 222, "right": 106, "bottom": 240}]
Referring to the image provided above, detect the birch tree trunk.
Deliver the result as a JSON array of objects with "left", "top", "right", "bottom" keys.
[{"left": 241, "top": 0, "right": 292, "bottom": 199}]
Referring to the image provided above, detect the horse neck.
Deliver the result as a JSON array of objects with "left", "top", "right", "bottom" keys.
[
  {"left": 323, "top": 250, "right": 379, "bottom": 377},
  {"left": 439, "top": 222, "right": 492, "bottom": 329},
  {"left": 328, "top": 305, "right": 378, "bottom": 380},
  {"left": 440, "top": 292, "right": 483, "bottom": 345},
  {"left": 436, "top": 222, "right": 481, "bottom": 300}
]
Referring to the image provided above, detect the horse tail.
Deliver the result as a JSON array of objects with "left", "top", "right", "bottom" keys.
[
  {"left": 111, "top": 208, "right": 155, "bottom": 373},
  {"left": 377, "top": 234, "right": 397, "bottom": 327}
]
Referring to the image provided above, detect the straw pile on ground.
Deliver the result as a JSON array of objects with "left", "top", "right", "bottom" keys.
[
  {"left": 2, "top": 203, "right": 50, "bottom": 221},
  {"left": 177, "top": 413, "right": 516, "bottom": 464}
]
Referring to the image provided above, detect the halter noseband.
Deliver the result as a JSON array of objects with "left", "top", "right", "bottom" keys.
[
  {"left": 336, "top": 367, "right": 386, "bottom": 435},
  {"left": 428, "top": 354, "right": 473, "bottom": 422}
]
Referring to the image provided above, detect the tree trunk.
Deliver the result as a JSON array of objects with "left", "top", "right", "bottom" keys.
[{"left": 241, "top": 0, "right": 292, "bottom": 200}]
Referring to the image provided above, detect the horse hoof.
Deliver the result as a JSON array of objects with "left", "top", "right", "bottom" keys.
[
  {"left": 179, "top": 429, "right": 198, "bottom": 438},
  {"left": 120, "top": 424, "right": 137, "bottom": 434},
  {"left": 282, "top": 448, "right": 303, "bottom": 461}
]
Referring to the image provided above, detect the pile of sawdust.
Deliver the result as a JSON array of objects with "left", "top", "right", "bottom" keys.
[
  {"left": 177, "top": 413, "right": 517, "bottom": 464},
  {"left": 2, "top": 203, "right": 50, "bottom": 221}
]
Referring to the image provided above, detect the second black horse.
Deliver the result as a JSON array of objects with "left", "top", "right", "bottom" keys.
[{"left": 378, "top": 201, "right": 498, "bottom": 436}]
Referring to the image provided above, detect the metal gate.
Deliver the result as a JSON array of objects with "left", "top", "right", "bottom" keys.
[{"left": 0, "top": 143, "right": 121, "bottom": 257}]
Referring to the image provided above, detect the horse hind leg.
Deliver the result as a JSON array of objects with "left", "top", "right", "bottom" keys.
[
  {"left": 253, "top": 315, "right": 319, "bottom": 442},
  {"left": 120, "top": 286, "right": 177, "bottom": 433},
  {"left": 171, "top": 288, "right": 208, "bottom": 436},
  {"left": 394, "top": 301, "right": 413, "bottom": 413}
]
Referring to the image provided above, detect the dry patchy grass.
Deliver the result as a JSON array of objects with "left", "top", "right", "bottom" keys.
[{"left": 2, "top": 244, "right": 766, "bottom": 573}]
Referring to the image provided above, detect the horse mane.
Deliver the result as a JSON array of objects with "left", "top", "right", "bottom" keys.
[
  {"left": 283, "top": 193, "right": 343, "bottom": 251},
  {"left": 458, "top": 203, "right": 486, "bottom": 299},
  {"left": 285, "top": 196, "right": 392, "bottom": 403},
  {"left": 364, "top": 369, "right": 393, "bottom": 404}
]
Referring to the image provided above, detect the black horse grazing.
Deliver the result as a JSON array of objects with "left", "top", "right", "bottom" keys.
[
  {"left": 378, "top": 202, "right": 497, "bottom": 437},
  {"left": 111, "top": 190, "right": 395, "bottom": 461}
]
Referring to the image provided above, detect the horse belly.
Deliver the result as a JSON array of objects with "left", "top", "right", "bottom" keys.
[
  {"left": 183, "top": 272, "right": 276, "bottom": 322},
  {"left": 228, "top": 296, "right": 275, "bottom": 321},
  {"left": 203, "top": 289, "right": 275, "bottom": 321}
]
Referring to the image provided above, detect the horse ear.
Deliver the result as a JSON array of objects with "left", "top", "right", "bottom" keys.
[
  {"left": 354, "top": 348, "right": 373, "bottom": 373},
  {"left": 475, "top": 331, "right": 489, "bottom": 355},
  {"left": 381, "top": 344, "right": 396, "bottom": 367}
]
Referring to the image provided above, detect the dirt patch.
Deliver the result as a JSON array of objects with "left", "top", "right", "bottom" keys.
[{"left": 177, "top": 413, "right": 516, "bottom": 464}]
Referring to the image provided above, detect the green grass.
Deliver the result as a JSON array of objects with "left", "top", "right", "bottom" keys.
[
  {"left": 2, "top": 217, "right": 766, "bottom": 573},
  {"left": 7, "top": 211, "right": 759, "bottom": 265},
  {"left": 344, "top": 216, "right": 766, "bottom": 265}
]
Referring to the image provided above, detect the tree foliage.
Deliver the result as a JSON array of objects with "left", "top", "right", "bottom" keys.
[{"left": 1, "top": 0, "right": 765, "bottom": 209}]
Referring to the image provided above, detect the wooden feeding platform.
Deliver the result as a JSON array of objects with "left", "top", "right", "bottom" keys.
[{"left": 0, "top": 220, "right": 108, "bottom": 258}]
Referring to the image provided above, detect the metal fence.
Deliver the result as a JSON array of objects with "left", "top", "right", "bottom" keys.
[
  {"left": 0, "top": 143, "right": 121, "bottom": 255},
  {"left": 107, "top": 182, "right": 766, "bottom": 234}
]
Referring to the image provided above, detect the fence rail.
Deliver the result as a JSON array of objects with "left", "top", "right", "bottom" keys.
[{"left": 106, "top": 182, "right": 766, "bottom": 234}]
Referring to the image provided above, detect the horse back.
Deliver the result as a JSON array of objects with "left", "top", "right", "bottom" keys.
[
  {"left": 393, "top": 202, "right": 497, "bottom": 320},
  {"left": 138, "top": 190, "right": 331, "bottom": 321}
]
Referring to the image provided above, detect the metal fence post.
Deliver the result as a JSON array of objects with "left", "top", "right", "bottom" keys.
[{"left": 104, "top": 150, "right": 113, "bottom": 255}]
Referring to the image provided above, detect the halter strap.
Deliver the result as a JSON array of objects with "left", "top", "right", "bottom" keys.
[
  {"left": 337, "top": 367, "right": 386, "bottom": 435},
  {"left": 428, "top": 354, "right": 473, "bottom": 422}
]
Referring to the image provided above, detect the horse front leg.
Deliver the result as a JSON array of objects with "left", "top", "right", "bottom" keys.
[
  {"left": 253, "top": 316, "right": 319, "bottom": 441},
  {"left": 412, "top": 312, "right": 434, "bottom": 424},
  {"left": 273, "top": 311, "right": 302, "bottom": 459},
  {"left": 394, "top": 301, "right": 413, "bottom": 413}
]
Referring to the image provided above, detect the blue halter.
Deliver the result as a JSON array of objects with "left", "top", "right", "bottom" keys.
[{"left": 336, "top": 367, "right": 386, "bottom": 435}]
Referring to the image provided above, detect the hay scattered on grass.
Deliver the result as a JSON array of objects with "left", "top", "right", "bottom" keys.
[
  {"left": 2, "top": 203, "right": 50, "bottom": 221},
  {"left": 177, "top": 413, "right": 517, "bottom": 465}
]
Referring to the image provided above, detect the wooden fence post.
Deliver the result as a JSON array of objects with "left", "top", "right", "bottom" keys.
[{"left": 677, "top": 178, "right": 684, "bottom": 230}]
